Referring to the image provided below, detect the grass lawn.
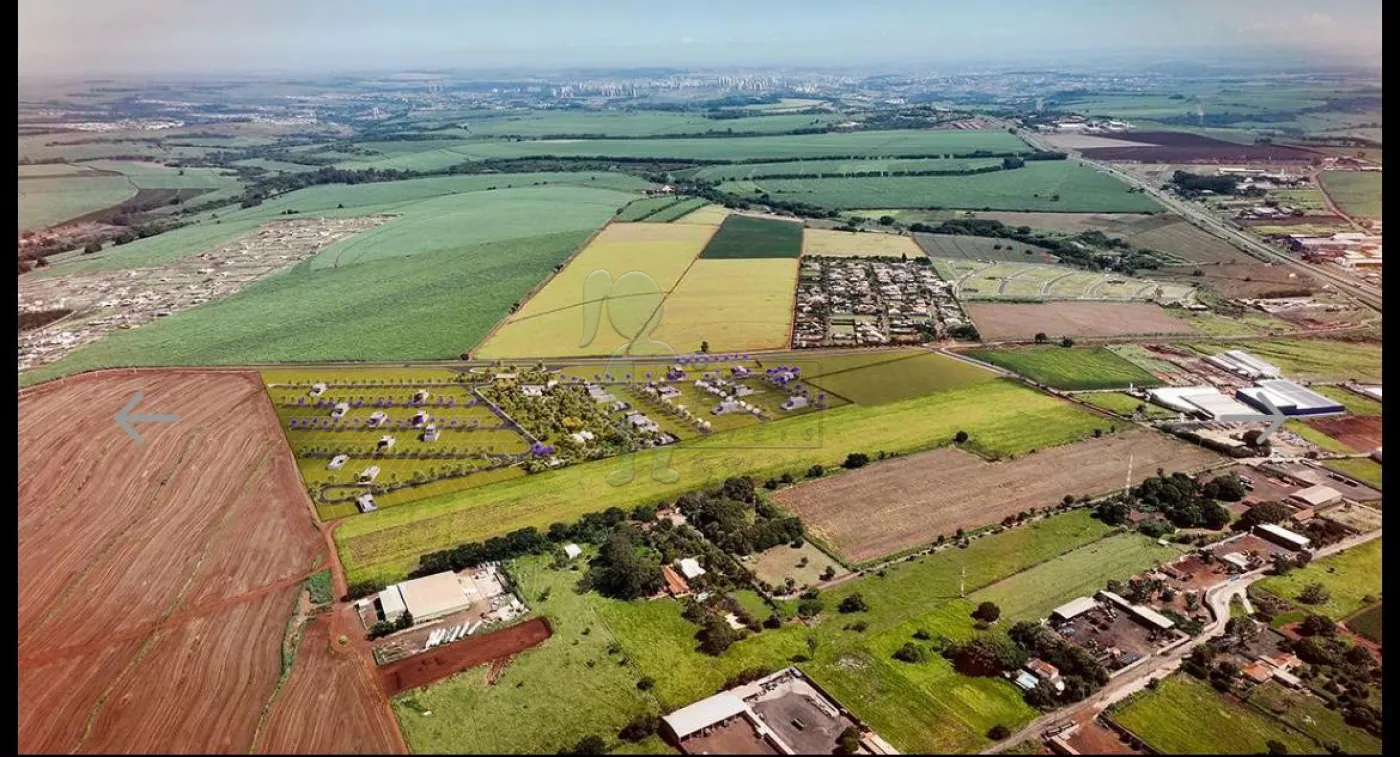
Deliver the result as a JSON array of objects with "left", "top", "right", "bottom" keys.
[
  {"left": 1312, "top": 385, "right": 1382, "bottom": 416},
  {"left": 1319, "top": 171, "right": 1382, "bottom": 220},
  {"left": 1323, "top": 458, "right": 1383, "bottom": 489},
  {"left": 967, "top": 532, "right": 1182, "bottom": 622},
  {"left": 1254, "top": 538, "right": 1382, "bottom": 621},
  {"left": 805, "top": 350, "right": 998, "bottom": 405},
  {"left": 335, "top": 380, "right": 1109, "bottom": 584},
  {"left": 1345, "top": 603, "right": 1383, "bottom": 643},
  {"left": 1077, "top": 392, "right": 1177, "bottom": 419},
  {"left": 1111, "top": 674, "right": 1318, "bottom": 755},
  {"left": 966, "top": 347, "right": 1164, "bottom": 390},
  {"left": 1181, "top": 339, "right": 1382, "bottom": 383},
  {"left": 699, "top": 214, "right": 804, "bottom": 259},
  {"left": 1246, "top": 681, "right": 1383, "bottom": 755},
  {"left": 720, "top": 161, "right": 1162, "bottom": 213}
]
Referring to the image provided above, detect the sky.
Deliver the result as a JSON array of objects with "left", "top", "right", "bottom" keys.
[{"left": 18, "top": 0, "right": 1384, "bottom": 77}]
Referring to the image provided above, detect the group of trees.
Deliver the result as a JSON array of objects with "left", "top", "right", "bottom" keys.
[
  {"left": 1129, "top": 471, "right": 1245, "bottom": 530},
  {"left": 906, "top": 217, "right": 1167, "bottom": 274},
  {"left": 676, "top": 477, "right": 805, "bottom": 556},
  {"left": 1006, "top": 621, "right": 1110, "bottom": 707}
]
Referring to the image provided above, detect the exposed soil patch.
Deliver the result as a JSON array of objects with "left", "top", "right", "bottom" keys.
[
  {"left": 966, "top": 301, "right": 1198, "bottom": 341},
  {"left": 378, "top": 616, "right": 552, "bottom": 696}
]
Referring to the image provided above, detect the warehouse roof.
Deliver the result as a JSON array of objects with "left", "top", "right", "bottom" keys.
[
  {"left": 1051, "top": 596, "right": 1098, "bottom": 622},
  {"left": 662, "top": 693, "right": 751, "bottom": 739},
  {"left": 1256, "top": 523, "right": 1312, "bottom": 549},
  {"left": 1289, "top": 484, "right": 1343, "bottom": 508},
  {"left": 396, "top": 571, "right": 469, "bottom": 620},
  {"left": 1237, "top": 380, "right": 1345, "bottom": 416},
  {"left": 378, "top": 586, "right": 407, "bottom": 619}
]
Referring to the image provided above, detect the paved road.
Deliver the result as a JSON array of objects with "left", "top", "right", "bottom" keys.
[
  {"left": 1006, "top": 125, "right": 1382, "bottom": 313},
  {"left": 985, "top": 527, "right": 1382, "bottom": 754}
]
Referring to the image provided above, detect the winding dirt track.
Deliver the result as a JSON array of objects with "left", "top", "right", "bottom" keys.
[{"left": 18, "top": 369, "right": 402, "bottom": 753}]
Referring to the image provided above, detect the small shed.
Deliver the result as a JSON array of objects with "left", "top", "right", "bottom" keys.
[
  {"left": 378, "top": 435, "right": 396, "bottom": 450},
  {"left": 1289, "top": 484, "right": 1342, "bottom": 509},
  {"left": 1051, "top": 596, "right": 1097, "bottom": 623},
  {"left": 360, "top": 465, "right": 381, "bottom": 483},
  {"left": 1255, "top": 523, "right": 1312, "bottom": 551},
  {"left": 1220, "top": 552, "right": 1251, "bottom": 572},
  {"left": 327, "top": 454, "right": 349, "bottom": 471},
  {"left": 563, "top": 543, "right": 582, "bottom": 560},
  {"left": 356, "top": 493, "right": 377, "bottom": 513},
  {"left": 422, "top": 424, "right": 439, "bottom": 442},
  {"left": 308, "top": 383, "right": 328, "bottom": 397}
]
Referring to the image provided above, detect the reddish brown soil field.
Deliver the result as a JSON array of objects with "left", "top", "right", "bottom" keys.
[
  {"left": 966, "top": 301, "right": 1198, "bottom": 341},
  {"left": 16, "top": 369, "right": 381, "bottom": 753},
  {"left": 1080, "top": 132, "right": 1318, "bottom": 163},
  {"left": 1306, "top": 415, "right": 1382, "bottom": 450},
  {"left": 773, "top": 431, "right": 1222, "bottom": 563},
  {"left": 255, "top": 613, "right": 404, "bottom": 754},
  {"left": 379, "top": 617, "right": 553, "bottom": 696}
]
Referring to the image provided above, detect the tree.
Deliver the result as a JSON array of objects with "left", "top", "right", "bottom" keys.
[
  {"left": 806, "top": 464, "right": 825, "bottom": 478},
  {"left": 878, "top": 215, "right": 896, "bottom": 226},
  {"left": 1024, "top": 679, "right": 1059, "bottom": 709},
  {"left": 587, "top": 531, "right": 663, "bottom": 600},
  {"left": 820, "top": 565, "right": 837, "bottom": 581},
  {"left": 1300, "top": 614, "right": 1337, "bottom": 637},
  {"left": 636, "top": 676, "right": 655, "bottom": 690},
  {"left": 1060, "top": 337, "right": 1074, "bottom": 348},
  {"left": 1199, "top": 500, "right": 1232, "bottom": 530},
  {"left": 699, "top": 615, "right": 742, "bottom": 655},
  {"left": 954, "top": 430, "right": 969, "bottom": 444},
  {"left": 562, "top": 735, "right": 607, "bottom": 755},
  {"left": 83, "top": 241, "right": 102, "bottom": 254},
  {"left": 948, "top": 636, "right": 1026, "bottom": 677},
  {"left": 619, "top": 714, "right": 659, "bottom": 742},
  {"left": 842, "top": 452, "right": 870, "bottom": 469},
  {"left": 972, "top": 601, "right": 1002, "bottom": 623},
  {"left": 1266, "top": 739, "right": 1289, "bottom": 755},
  {"left": 797, "top": 598, "right": 824, "bottom": 618},
  {"left": 1298, "top": 583, "right": 1331, "bottom": 605},
  {"left": 893, "top": 642, "right": 926, "bottom": 663},
  {"left": 836, "top": 726, "right": 863, "bottom": 754},
  {"left": 699, "top": 341, "right": 710, "bottom": 353},
  {"left": 839, "top": 593, "right": 868, "bottom": 613},
  {"left": 1095, "top": 499, "right": 1132, "bottom": 526},
  {"left": 1034, "top": 332, "right": 1049, "bottom": 344},
  {"left": 1236, "top": 501, "right": 1291, "bottom": 531}
]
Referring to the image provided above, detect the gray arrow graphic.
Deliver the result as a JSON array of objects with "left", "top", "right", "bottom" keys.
[
  {"left": 115, "top": 391, "right": 181, "bottom": 445},
  {"left": 1212, "top": 391, "right": 1287, "bottom": 443}
]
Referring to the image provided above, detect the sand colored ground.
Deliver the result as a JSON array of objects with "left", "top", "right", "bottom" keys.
[
  {"left": 802, "top": 228, "right": 925, "bottom": 257},
  {"left": 476, "top": 222, "right": 716, "bottom": 358},
  {"left": 17, "top": 369, "right": 398, "bottom": 753},
  {"left": 966, "top": 301, "right": 1199, "bottom": 341},
  {"left": 648, "top": 258, "right": 799, "bottom": 354},
  {"left": 774, "top": 430, "right": 1221, "bottom": 563}
]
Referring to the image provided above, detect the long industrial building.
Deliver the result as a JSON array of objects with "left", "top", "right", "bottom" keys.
[
  {"left": 1236, "top": 379, "right": 1345, "bottom": 417},
  {"left": 1147, "top": 386, "right": 1258, "bottom": 419},
  {"left": 1205, "top": 350, "right": 1282, "bottom": 379}
]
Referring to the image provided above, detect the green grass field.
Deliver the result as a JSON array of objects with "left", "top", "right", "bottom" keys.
[
  {"left": 335, "top": 379, "right": 1109, "bottom": 584},
  {"left": 699, "top": 214, "right": 804, "bottom": 259},
  {"left": 913, "top": 234, "right": 1058, "bottom": 263},
  {"left": 966, "top": 347, "right": 1164, "bottom": 390},
  {"left": 1345, "top": 603, "right": 1383, "bottom": 643},
  {"left": 1077, "top": 391, "right": 1177, "bottom": 419},
  {"left": 804, "top": 350, "right": 998, "bottom": 405},
  {"left": 1181, "top": 339, "right": 1382, "bottom": 382},
  {"left": 18, "top": 173, "right": 137, "bottom": 230},
  {"left": 720, "top": 161, "right": 1162, "bottom": 212},
  {"left": 646, "top": 197, "right": 709, "bottom": 222},
  {"left": 1324, "top": 458, "right": 1383, "bottom": 489},
  {"left": 968, "top": 532, "right": 1181, "bottom": 623},
  {"left": 1254, "top": 538, "right": 1382, "bottom": 621},
  {"left": 615, "top": 195, "right": 689, "bottom": 221},
  {"left": 680, "top": 156, "right": 1007, "bottom": 182},
  {"left": 398, "top": 509, "right": 1118, "bottom": 754},
  {"left": 1112, "top": 674, "right": 1318, "bottom": 755},
  {"left": 1319, "top": 171, "right": 1383, "bottom": 220},
  {"left": 1245, "top": 681, "right": 1383, "bottom": 755},
  {"left": 1312, "top": 386, "right": 1382, "bottom": 416}
]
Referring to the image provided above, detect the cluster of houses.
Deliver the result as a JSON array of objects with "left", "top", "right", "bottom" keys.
[
  {"left": 18, "top": 216, "right": 392, "bottom": 372},
  {"left": 793, "top": 257, "right": 967, "bottom": 348}
]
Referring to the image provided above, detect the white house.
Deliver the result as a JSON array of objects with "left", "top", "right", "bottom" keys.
[
  {"left": 677, "top": 557, "right": 706, "bottom": 580},
  {"left": 563, "top": 543, "right": 582, "bottom": 560},
  {"left": 327, "top": 454, "right": 349, "bottom": 471},
  {"left": 360, "top": 465, "right": 381, "bottom": 483}
]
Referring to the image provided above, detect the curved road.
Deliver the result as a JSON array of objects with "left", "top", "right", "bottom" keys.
[{"left": 985, "top": 527, "right": 1382, "bottom": 754}]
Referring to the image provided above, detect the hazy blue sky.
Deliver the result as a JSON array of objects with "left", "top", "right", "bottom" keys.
[{"left": 18, "top": 0, "right": 1383, "bottom": 77}]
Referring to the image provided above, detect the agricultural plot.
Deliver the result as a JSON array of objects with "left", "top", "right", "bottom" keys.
[
  {"left": 1181, "top": 339, "right": 1382, "bottom": 382},
  {"left": 475, "top": 222, "right": 718, "bottom": 359},
  {"left": 680, "top": 156, "right": 1007, "bottom": 182},
  {"left": 750, "top": 541, "right": 850, "bottom": 589},
  {"left": 645, "top": 197, "right": 709, "bottom": 222},
  {"left": 1345, "top": 604, "right": 1383, "bottom": 644},
  {"left": 968, "top": 533, "right": 1183, "bottom": 622},
  {"left": 1104, "top": 343, "right": 1194, "bottom": 382},
  {"left": 17, "top": 370, "right": 338, "bottom": 753},
  {"left": 1077, "top": 391, "right": 1178, "bottom": 419},
  {"left": 1313, "top": 385, "right": 1382, "bottom": 416},
  {"left": 1306, "top": 415, "right": 1381, "bottom": 452},
  {"left": 616, "top": 195, "right": 695, "bottom": 222},
  {"left": 18, "top": 172, "right": 137, "bottom": 230},
  {"left": 803, "top": 228, "right": 924, "bottom": 258},
  {"left": 1254, "top": 539, "right": 1382, "bottom": 621},
  {"left": 965, "top": 301, "right": 1200, "bottom": 341},
  {"left": 699, "top": 214, "right": 804, "bottom": 259},
  {"left": 1078, "top": 132, "right": 1318, "bottom": 163},
  {"left": 334, "top": 380, "right": 1110, "bottom": 584},
  {"left": 720, "top": 161, "right": 1162, "bottom": 212},
  {"left": 646, "top": 258, "right": 799, "bottom": 354},
  {"left": 773, "top": 429, "right": 1218, "bottom": 563},
  {"left": 966, "top": 211, "right": 1252, "bottom": 266},
  {"left": 1245, "top": 682, "right": 1383, "bottom": 755},
  {"left": 914, "top": 233, "right": 1058, "bottom": 263},
  {"left": 965, "top": 347, "right": 1164, "bottom": 390},
  {"left": 1111, "top": 674, "right": 1319, "bottom": 755},
  {"left": 1319, "top": 171, "right": 1382, "bottom": 219},
  {"left": 804, "top": 350, "right": 996, "bottom": 405},
  {"left": 1324, "top": 458, "right": 1383, "bottom": 490},
  {"left": 672, "top": 203, "right": 732, "bottom": 225},
  {"left": 934, "top": 259, "right": 1195, "bottom": 302}
]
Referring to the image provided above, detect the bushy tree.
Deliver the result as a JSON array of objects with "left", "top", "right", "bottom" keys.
[
  {"left": 836, "top": 726, "right": 863, "bottom": 754},
  {"left": 972, "top": 601, "right": 1002, "bottom": 623},
  {"left": 1236, "top": 501, "right": 1291, "bottom": 531},
  {"left": 587, "top": 531, "right": 663, "bottom": 600},
  {"left": 796, "top": 598, "right": 824, "bottom": 618},
  {"left": 698, "top": 615, "right": 742, "bottom": 655},
  {"left": 838, "top": 593, "right": 868, "bottom": 613},
  {"left": 893, "top": 642, "right": 926, "bottom": 663},
  {"left": 1298, "top": 583, "right": 1331, "bottom": 605},
  {"left": 842, "top": 452, "right": 870, "bottom": 469}
]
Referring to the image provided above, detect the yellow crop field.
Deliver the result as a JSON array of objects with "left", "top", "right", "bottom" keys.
[
  {"left": 648, "top": 258, "right": 798, "bottom": 353},
  {"left": 672, "top": 203, "right": 732, "bottom": 225},
  {"left": 803, "top": 228, "right": 925, "bottom": 257},
  {"left": 475, "top": 222, "right": 716, "bottom": 358}
]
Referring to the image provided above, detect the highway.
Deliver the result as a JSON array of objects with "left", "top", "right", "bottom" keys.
[
  {"left": 1008, "top": 125, "right": 1383, "bottom": 313},
  {"left": 985, "top": 527, "right": 1383, "bottom": 754}
]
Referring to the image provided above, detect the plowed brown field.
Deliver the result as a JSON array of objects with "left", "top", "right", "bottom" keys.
[
  {"left": 966, "top": 301, "right": 1198, "bottom": 341},
  {"left": 774, "top": 430, "right": 1222, "bottom": 563},
  {"left": 1306, "top": 415, "right": 1382, "bottom": 451},
  {"left": 18, "top": 369, "right": 401, "bottom": 753},
  {"left": 379, "top": 617, "right": 552, "bottom": 695}
]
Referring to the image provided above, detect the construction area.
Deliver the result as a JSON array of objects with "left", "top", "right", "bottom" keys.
[
  {"left": 1050, "top": 593, "right": 1190, "bottom": 674},
  {"left": 360, "top": 564, "right": 529, "bottom": 666},
  {"left": 18, "top": 216, "right": 391, "bottom": 371}
]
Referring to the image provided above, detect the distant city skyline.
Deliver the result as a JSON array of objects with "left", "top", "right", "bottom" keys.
[{"left": 19, "top": 0, "right": 1383, "bottom": 77}]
